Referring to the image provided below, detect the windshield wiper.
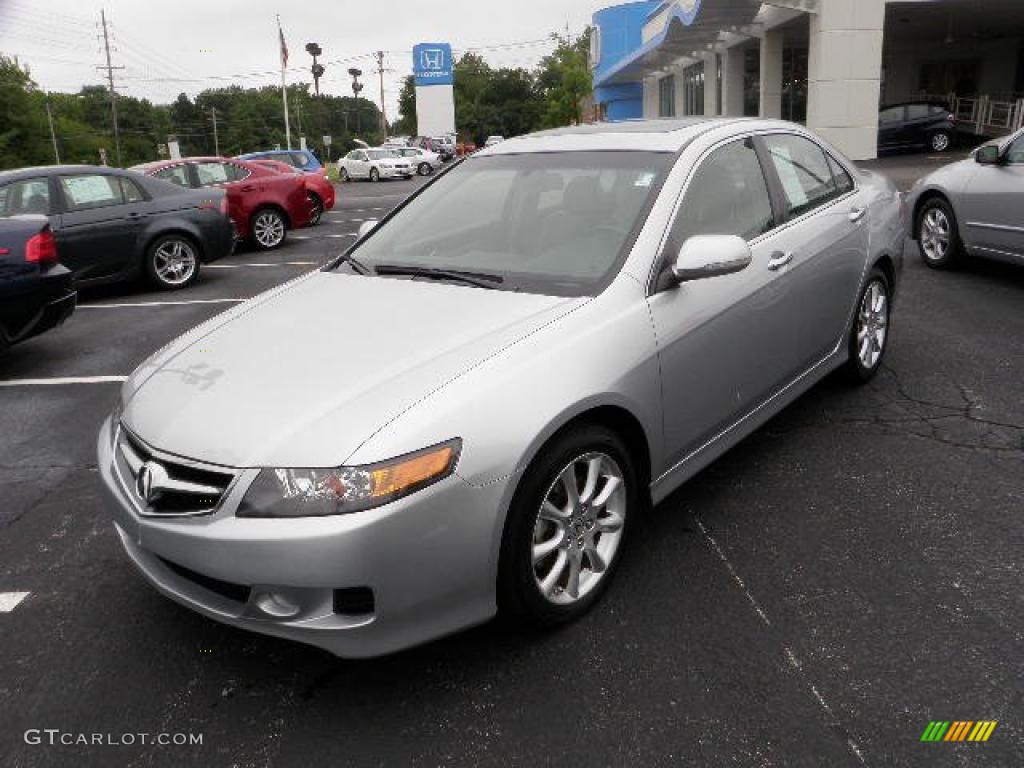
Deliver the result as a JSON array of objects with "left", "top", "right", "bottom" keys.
[
  {"left": 373, "top": 264, "right": 504, "bottom": 289},
  {"left": 334, "top": 254, "right": 371, "bottom": 275}
]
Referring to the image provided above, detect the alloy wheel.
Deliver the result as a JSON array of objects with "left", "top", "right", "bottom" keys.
[
  {"left": 253, "top": 211, "right": 285, "bottom": 248},
  {"left": 920, "top": 207, "right": 951, "bottom": 262},
  {"left": 856, "top": 280, "right": 889, "bottom": 370},
  {"left": 308, "top": 195, "right": 323, "bottom": 226},
  {"left": 531, "top": 452, "right": 626, "bottom": 605},
  {"left": 152, "top": 239, "right": 197, "bottom": 286},
  {"left": 931, "top": 132, "right": 950, "bottom": 152}
]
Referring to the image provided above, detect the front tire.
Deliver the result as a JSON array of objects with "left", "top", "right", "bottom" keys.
[
  {"left": 339, "top": 168, "right": 350, "bottom": 182},
  {"left": 145, "top": 234, "right": 200, "bottom": 290},
  {"left": 417, "top": 162, "right": 431, "bottom": 176},
  {"left": 843, "top": 268, "right": 891, "bottom": 383},
  {"left": 307, "top": 193, "right": 323, "bottom": 226},
  {"left": 498, "top": 424, "right": 636, "bottom": 627},
  {"left": 250, "top": 208, "right": 287, "bottom": 250},
  {"left": 369, "top": 167, "right": 380, "bottom": 183},
  {"left": 917, "top": 197, "right": 961, "bottom": 269}
]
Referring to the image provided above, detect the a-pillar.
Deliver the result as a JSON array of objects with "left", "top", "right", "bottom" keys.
[
  {"left": 759, "top": 28, "right": 784, "bottom": 119},
  {"left": 807, "top": 0, "right": 886, "bottom": 160}
]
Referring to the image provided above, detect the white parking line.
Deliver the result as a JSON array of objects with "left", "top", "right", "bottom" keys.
[
  {"left": 292, "top": 233, "right": 356, "bottom": 240},
  {"left": 0, "top": 376, "right": 126, "bottom": 387},
  {"left": 206, "top": 262, "right": 316, "bottom": 269},
  {"left": 79, "top": 299, "right": 245, "bottom": 309},
  {"left": 0, "top": 592, "right": 30, "bottom": 612}
]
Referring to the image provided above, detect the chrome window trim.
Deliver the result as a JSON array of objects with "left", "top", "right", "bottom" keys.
[{"left": 645, "top": 128, "right": 860, "bottom": 296}]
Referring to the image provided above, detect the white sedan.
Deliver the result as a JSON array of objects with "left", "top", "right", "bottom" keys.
[
  {"left": 391, "top": 146, "right": 443, "bottom": 176},
  {"left": 337, "top": 149, "right": 413, "bottom": 182}
]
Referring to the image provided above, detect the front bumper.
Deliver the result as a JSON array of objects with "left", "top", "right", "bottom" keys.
[
  {"left": 380, "top": 166, "right": 412, "bottom": 178},
  {"left": 97, "top": 418, "right": 505, "bottom": 658}
]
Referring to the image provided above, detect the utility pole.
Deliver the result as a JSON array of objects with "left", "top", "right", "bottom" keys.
[
  {"left": 98, "top": 9, "right": 124, "bottom": 166},
  {"left": 375, "top": 51, "right": 386, "bottom": 134},
  {"left": 211, "top": 107, "right": 220, "bottom": 155},
  {"left": 45, "top": 93, "right": 60, "bottom": 164}
]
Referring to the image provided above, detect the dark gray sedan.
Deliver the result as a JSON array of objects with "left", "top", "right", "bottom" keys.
[
  {"left": 907, "top": 128, "right": 1024, "bottom": 269},
  {"left": 0, "top": 165, "right": 234, "bottom": 290}
]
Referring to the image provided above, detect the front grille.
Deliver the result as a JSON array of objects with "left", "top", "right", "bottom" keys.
[
  {"left": 159, "top": 557, "right": 251, "bottom": 604},
  {"left": 115, "top": 427, "right": 235, "bottom": 516}
]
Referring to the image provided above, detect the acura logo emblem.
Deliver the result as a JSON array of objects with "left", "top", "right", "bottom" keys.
[{"left": 136, "top": 461, "right": 168, "bottom": 505}]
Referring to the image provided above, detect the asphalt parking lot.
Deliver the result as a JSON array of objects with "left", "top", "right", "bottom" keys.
[{"left": 1, "top": 161, "right": 1021, "bottom": 768}]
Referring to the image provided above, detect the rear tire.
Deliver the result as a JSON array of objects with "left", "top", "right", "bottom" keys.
[
  {"left": 340, "top": 168, "right": 350, "bottom": 183},
  {"left": 144, "top": 234, "right": 200, "bottom": 290},
  {"left": 843, "top": 268, "right": 891, "bottom": 384},
  {"left": 917, "top": 197, "right": 962, "bottom": 269},
  {"left": 250, "top": 208, "right": 287, "bottom": 251},
  {"left": 369, "top": 167, "right": 380, "bottom": 183},
  {"left": 498, "top": 424, "right": 636, "bottom": 628},
  {"left": 930, "top": 131, "right": 952, "bottom": 153},
  {"left": 418, "top": 162, "right": 431, "bottom": 176}
]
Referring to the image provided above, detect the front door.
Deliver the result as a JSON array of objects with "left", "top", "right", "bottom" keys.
[
  {"left": 647, "top": 136, "right": 795, "bottom": 467},
  {"left": 961, "top": 134, "right": 1024, "bottom": 258},
  {"left": 54, "top": 174, "right": 142, "bottom": 282},
  {"left": 758, "top": 133, "right": 870, "bottom": 369}
]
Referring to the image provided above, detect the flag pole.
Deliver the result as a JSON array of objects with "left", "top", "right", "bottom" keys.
[{"left": 278, "top": 15, "right": 292, "bottom": 150}]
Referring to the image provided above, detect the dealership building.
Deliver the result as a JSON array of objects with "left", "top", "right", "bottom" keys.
[{"left": 591, "top": 0, "right": 1024, "bottom": 159}]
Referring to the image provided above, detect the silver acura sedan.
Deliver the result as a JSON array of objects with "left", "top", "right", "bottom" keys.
[
  {"left": 98, "top": 118, "right": 905, "bottom": 658},
  {"left": 907, "top": 127, "right": 1024, "bottom": 269}
]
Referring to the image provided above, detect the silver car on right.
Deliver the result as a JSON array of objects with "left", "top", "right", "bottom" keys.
[{"left": 908, "top": 127, "right": 1024, "bottom": 269}]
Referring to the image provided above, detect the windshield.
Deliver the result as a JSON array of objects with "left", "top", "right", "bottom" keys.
[{"left": 344, "top": 151, "right": 672, "bottom": 296}]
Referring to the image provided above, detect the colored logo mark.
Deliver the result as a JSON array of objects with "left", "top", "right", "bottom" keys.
[{"left": 921, "top": 721, "right": 997, "bottom": 742}]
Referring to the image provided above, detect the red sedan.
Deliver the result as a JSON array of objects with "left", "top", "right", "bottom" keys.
[
  {"left": 131, "top": 157, "right": 313, "bottom": 250},
  {"left": 247, "top": 158, "right": 336, "bottom": 226}
]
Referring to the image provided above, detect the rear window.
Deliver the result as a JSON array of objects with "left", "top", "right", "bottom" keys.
[
  {"left": 0, "top": 178, "right": 51, "bottom": 215},
  {"left": 290, "top": 152, "right": 311, "bottom": 168},
  {"left": 153, "top": 165, "right": 190, "bottom": 187}
]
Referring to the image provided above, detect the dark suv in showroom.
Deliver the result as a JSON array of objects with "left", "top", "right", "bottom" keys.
[{"left": 878, "top": 101, "right": 957, "bottom": 153}]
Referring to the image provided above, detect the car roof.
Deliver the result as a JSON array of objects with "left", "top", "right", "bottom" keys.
[
  {"left": 477, "top": 117, "right": 778, "bottom": 155},
  {"left": 0, "top": 164, "right": 123, "bottom": 181}
]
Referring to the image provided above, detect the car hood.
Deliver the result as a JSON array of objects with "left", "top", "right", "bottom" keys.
[{"left": 122, "top": 271, "right": 581, "bottom": 468}]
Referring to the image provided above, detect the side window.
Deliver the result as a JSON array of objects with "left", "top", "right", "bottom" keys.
[
  {"left": 194, "top": 162, "right": 231, "bottom": 186},
  {"left": 906, "top": 104, "right": 929, "bottom": 120},
  {"left": 153, "top": 165, "right": 190, "bottom": 187},
  {"left": 1005, "top": 136, "right": 1024, "bottom": 165},
  {"left": 826, "top": 154, "right": 854, "bottom": 195},
  {"left": 224, "top": 163, "right": 251, "bottom": 182},
  {"left": 120, "top": 177, "right": 145, "bottom": 203},
  {"left": 0, "top": 178, "right": 52, "bottom": 215},
  {"left": 762, "top": 134, "right": 840, "bottom": 219},
  {"left": 879, "top": 107, "right": 903, "bottom": 125},
  {"left": 290, "top": 152, "right": 310, "bottom": 168},
  {"left": 59, "top": 175, "right": 124, "bottom": 211},
  {"left": 667, "top": 137, "right": 774, "bottom": 246}
]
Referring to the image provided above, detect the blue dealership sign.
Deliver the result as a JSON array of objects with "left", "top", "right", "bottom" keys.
[{"left": 413, "top": 43, "right": 454, "bottom": 87}]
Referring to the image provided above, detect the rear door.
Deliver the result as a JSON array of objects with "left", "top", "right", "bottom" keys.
[
  {"left": 151, "top": 163, "right": 195, "bottom": 189},
  {"left": 54, "top": 173, "right": 144, "bottom": 281},
  {"left": 194, "top": 160, "right": 254, "bottom": 229},
  {"left": 647, "top": 135, "right": 795, "bottom": 466},
  {"left": 878, "top": 106, "right": 905, "bottom": 149},
  {"left": 961, "top": 134, "right": 1024, "bottom": 257},
  {"left": 757, "top": 132, "right": 869, "bottom": 369}
]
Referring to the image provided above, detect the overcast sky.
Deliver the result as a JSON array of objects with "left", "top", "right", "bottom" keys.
[{"left": 0, "top": 0, "right": 601, "bottom": 121}]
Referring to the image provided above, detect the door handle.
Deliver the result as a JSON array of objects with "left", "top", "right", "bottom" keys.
[
  {"left": 240, "top": 185, "right": 256, "bottom": 192},
  {"left": 767, "top": 251, "right": 795, "bottom": 271},
  {"left": 849, "top": 206, "right": 868, "bottom": 223}
]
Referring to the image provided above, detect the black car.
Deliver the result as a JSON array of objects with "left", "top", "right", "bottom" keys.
[
  {"left": 878, "top": 101, "right": 957, "bottom": 154},
  {"left": 0, "top": 215, "right": 76, "bottom": 352},
  {"left": 0, "top": 165, "right": 234, "bottom": 290}
]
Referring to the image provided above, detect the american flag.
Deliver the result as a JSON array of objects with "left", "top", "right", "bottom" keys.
[{"left": 278, "top": 20, "right": 288, "bottom": 69}]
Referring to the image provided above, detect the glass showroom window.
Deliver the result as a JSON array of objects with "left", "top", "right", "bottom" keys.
[
  {"left": 659, "top": 75, "right": 676, "bottom": 117},
  {"left": 683, "top": 62, "right": 705, "bottom": 116}
]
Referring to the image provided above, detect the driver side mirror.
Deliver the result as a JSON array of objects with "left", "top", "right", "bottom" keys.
[
  {"left": 670, "top": 235, "right": 752, "bottom": 284},
  {"left": 975, "top": 145, "right": 1001, "bottom": 165},
  {"left": 357, "top": 219, "right": 378, "bottom": 239}
]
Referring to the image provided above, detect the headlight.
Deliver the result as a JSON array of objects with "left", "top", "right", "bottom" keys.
[
  {"left": 237, "top": 439, "right": 461, "bottom": 518},
  {"left": 109, "top": 394, "right": 124, "bottom": 447}
]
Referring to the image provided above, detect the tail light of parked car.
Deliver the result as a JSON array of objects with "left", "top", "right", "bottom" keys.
[{"left": 25, "top": 228, "right": 58, "bottom": 266}]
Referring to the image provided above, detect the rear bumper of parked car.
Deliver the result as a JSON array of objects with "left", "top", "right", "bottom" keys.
[
  {"left": 97, "top": 417, "right": 505, "bottom": 658},
  {"left": 0, "top": 266, "right": 76, "bottom": 349}
]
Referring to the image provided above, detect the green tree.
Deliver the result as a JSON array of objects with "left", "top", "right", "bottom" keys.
[
  {"left": 395, "top": 75, "right": 416, "bottom": 136},
  {"left": 536, "top": 30, "right": 593, "bottom": 128}
]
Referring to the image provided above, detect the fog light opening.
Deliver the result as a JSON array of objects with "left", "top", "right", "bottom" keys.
[{"left": 253, "top": 591, "right": 301, "bottom": 619}]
